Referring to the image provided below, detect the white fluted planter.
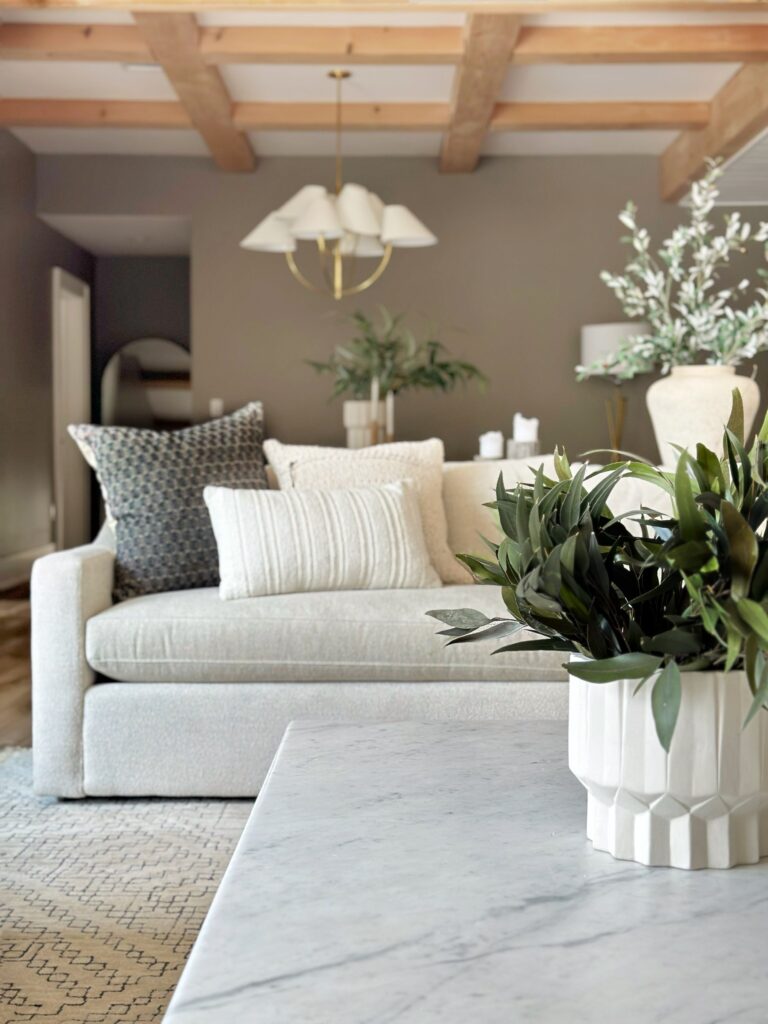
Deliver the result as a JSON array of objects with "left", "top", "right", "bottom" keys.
[
  {"left": 342, "top": 400, "right": 385, "bottom": 449},
  {"left": 568, "top": 668, "right": 768, "bottom": 869},
  {"left": 646, "top": 365, "right": 760, "bottom": 467}
]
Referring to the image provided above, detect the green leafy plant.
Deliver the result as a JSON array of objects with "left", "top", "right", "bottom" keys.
[
  {"left": 429, "top": 391, "right": 768, "bottom": 752},
  {"left": 308, "top": 306, "right": 486, "bottom": 399}
]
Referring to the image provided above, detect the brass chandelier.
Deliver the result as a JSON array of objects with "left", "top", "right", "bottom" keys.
[{"left": 240, "top": 70, "right": 437, "bottom": 300}]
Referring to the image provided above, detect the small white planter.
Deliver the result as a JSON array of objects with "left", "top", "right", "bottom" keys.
[
  {"left": 342, "top": 400, "right": 385, "bottom": 449},
  {"left": 646, "top": 365, "right": 759, "bottom": 467},
  {"left": 568, "top": 667, "right": 768, "bottom": 869}
]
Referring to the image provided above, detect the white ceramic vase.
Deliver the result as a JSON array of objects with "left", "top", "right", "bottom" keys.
[
  {"left": 342, "top": 400, "right": 385, "bottom": 449},
  {"left": 646, "top": 365, "right": 759, "bottom": 467},
  {"left": 568, "top": 668, "right": 768, "bottom": 869}
]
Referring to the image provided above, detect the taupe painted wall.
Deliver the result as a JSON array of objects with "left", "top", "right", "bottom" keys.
[
  {"left": 0, "top": 131, "right": 92, "bottom": 561},
  {"left": 38, "top": 153, "right": 768, "bottom": 461},
  {"left": 93, "top": 256, "right": 190, "bottom": 403}
]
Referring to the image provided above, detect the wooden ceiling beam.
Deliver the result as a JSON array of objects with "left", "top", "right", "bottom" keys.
[
  {"left": 492, "top": 100, "right": 710, "bottom": 130},
  {"left": 440, "top": 13, "right": 522, "bottom": 173},
  {"left": 0, "top": 97, "right": 711, "bottom": 131},
  {"left": 1, "top": 1, "right": 766, "bottom": 11},
  {"left": 660, "top": 63, "right": 768, "bottom": 201},
  {"left": 512, "top": 24, "right": 768, "bottom": 63},
  {"left": 132, "top": 11, "right": 255, "bottom": 172},
  {"left": 202, "top": 25, "right": 462, "bottom": 63},
  {"left": 3, "top": 22, "right": 768, "bottom": 65}
]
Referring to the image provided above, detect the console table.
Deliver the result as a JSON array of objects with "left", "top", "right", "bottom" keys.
[{"left": 164, "top": 720, "right": 768, "bottom": 1023}]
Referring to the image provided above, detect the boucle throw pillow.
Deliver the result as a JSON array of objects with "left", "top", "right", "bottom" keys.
[
  {"left": 69, "top": 402, "right": 267, "bottom": 600},
  {"left": 204, "top": 481, "right": 441, "bottom": 599},
  {"left": 263, "top": 437, "right": 465, "bottom": 584}
]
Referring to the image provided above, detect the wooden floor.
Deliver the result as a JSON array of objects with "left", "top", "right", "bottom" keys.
[{"left": 0, "top": 584, "right": 32, "bottom": 747}]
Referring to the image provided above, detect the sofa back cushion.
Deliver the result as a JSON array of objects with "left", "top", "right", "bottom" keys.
[
  {"left": 205, "top": 481, "right": 441, "bottom": 599},
  {"left": 443, "top": 457, "right": 556, "bottom": 559},
  {"left": 69, "top": 402, "right": 267, "bottom": 600}
]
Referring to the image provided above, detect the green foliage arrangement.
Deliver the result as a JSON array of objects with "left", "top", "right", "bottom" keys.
[
  {"left": 308, "top": 306, "right": 486, "bottom": 399},
  {"left": 429, "top": 392, "right": 768, "bottom": 752},
  {"left": 576, "top": 161, "right": 768, "bottom": 382}
]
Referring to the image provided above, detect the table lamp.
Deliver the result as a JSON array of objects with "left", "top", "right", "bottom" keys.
[{"left": 580, "top": 322, "right": 647, "bottom": 457}]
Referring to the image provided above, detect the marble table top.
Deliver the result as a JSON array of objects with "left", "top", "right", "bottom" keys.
[{"left": 163, "top": 720, "right": 768, "bottom": 1024}]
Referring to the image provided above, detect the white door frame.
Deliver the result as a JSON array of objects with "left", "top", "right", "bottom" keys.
[{"left": 52, "top": 267, "right": 92, "bottom": 551}]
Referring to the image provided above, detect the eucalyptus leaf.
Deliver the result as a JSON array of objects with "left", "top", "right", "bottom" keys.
[
  {"left": 426, "top": 608, "right": 490, "bottom": 630},
  {"left": 651, "top": 661, "right": 682, "bottom": 753}
]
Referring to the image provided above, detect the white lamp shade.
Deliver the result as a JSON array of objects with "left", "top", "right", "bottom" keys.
[
  {"left": 339, "top": 233, "right": 385, "bottom": 258},
  {"left": 580, "top": 322, "right": 648, "bottom": 367},
  {"left": 290, "top": 194, "right": 344, "bottom": 240},
  {"left": 337, "top": 183, "right": 382, "bottom": 237},
  {"left": 240, "top": 212, "right": 296, "bottom": 253},
  {"left": 275, "top": 184, "right": 327, "bottom": 222},
  {"left": 381, "top": 205, "right": 437, "bottom": 248}
]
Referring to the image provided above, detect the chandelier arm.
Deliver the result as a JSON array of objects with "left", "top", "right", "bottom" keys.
[
  {"left": 316, "top": 238, "right": 334, "bottom": 290},
  {"left": 285, "top": 251, "right": 325, "bottom": 294},
  {"left": 339, "top": 245, "right": 393, "bottom": 298}
]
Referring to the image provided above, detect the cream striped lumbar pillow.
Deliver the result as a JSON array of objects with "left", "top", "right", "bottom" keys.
[{"left": 204, "top": 481, "right": 441, "bottom": 599}]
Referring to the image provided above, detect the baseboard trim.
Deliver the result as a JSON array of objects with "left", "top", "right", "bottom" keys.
[{"left": 0, "top": 544, "right": 55, "bottom": 588}]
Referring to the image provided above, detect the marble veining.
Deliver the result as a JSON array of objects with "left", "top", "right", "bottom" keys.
[{"left": 163, "top": 720, "right": 768, "bottom": 1023}]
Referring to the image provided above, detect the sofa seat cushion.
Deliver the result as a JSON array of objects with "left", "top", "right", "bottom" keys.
[{"left": 86, "top": 586, "right": 567, "bottom": 684}]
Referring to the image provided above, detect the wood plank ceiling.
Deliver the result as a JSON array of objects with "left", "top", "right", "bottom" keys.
[{"left": 1, "top": 3, "right": 767, "bottom": 198}]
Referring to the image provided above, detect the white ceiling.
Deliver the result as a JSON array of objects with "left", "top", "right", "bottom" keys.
[
  {"left": 2, "top": 7, "right": 767, "bottom": 162},
  {"left": 40, "top": 213, "right": 191, "bottom": 255},
  {"left": 718, "top": 129, "right": 768, "bottom": 206}
]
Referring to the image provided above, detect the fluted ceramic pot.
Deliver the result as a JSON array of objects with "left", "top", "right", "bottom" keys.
[
  {"left": 646, "top": 365, "right": 760, "bottom": 467},
  {"left": 568, "top": 668, "right": 768, "bottom": 869}
]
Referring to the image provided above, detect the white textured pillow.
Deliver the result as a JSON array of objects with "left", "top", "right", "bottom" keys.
[
  {"left": 443, "top": 456, "right": 556, "bottom": 558},
  {"left": 204, "top": 481, "right": 441, "bottom": 600},
  {"left": 263, "top": 437, "right": 465, "bottom": 584}
]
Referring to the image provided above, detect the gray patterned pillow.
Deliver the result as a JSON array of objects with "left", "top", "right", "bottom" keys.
[{"left": 69, "top": 402, "right": 267, "bottom": 600}]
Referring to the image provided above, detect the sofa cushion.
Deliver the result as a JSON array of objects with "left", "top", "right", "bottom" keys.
[
  {"left": 205, "top": 481, "right": 440, "bottom": 599},
  {"left": 70, "top": 402, "right": 267, "bottom": 600},
  {"left": 443, "top": 457, "right": 556, "bottom": 558},
  {"left": 86, "top": 585, "right": 567, "bottom": 684},
  {"left": 264, "top": 437, "right": 467, "bottom": 585}
]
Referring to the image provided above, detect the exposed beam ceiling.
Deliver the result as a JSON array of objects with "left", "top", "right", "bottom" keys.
[
  {"left": 3, "top": 22, "right": 768, "bottom": 64},
  {"left": 0, "top": 98, "right": 712, "bottom": 131},
  {"left": 440, "top": 14, "right": 522, "bottom": 173},
  {"left": 0, "top": 0, "right": 765, "bottom": 10},
  {"left": 132, "top": 11, "right": 255, "bottom": 172},
  {"left": 660, "top": 63, "right": 768, "bottom": 200}
]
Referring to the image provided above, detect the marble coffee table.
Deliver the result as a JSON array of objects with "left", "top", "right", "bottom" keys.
[{"left": 163, "top": 720, "right": 768, "bottom": 1023}]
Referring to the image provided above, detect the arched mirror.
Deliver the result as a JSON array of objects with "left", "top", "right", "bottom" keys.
[{"left": 101, "top": 338, "right": 191, "bottom": 429}]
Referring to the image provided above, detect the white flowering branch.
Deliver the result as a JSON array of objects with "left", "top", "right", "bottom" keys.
[{"left": 577, "top": 161, "right": 768, "bottom": 382}]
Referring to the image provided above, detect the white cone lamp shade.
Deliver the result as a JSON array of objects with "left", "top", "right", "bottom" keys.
[
  {"left": 381, "top": 205, "right": 437, "bottom": 248},
  {"left": 276, "top": 184, "right": 327, "bottom": 222},
  {"left": 240, "top": 212, "right": 297, "bottom": 253},
  {"left": 290, "top": 194, "right": 344, "bottom": 241},
  {"left": 580, "top": 322, "right": 649, "bottom": 375},
  {"left": 339, "top": 233, "right": 385, "bottom": 258},
  {"left": 337, "top": 183, "right": 383, "bottom": 237}
]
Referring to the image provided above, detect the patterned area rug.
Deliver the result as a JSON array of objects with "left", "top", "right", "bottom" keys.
[{"left": 0, "top": 749, "right": 252, "bottom": 1023}]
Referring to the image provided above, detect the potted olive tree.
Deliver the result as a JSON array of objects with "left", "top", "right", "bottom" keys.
[
  {"left": 430, "top": 392, "right": 768, "bottom": 869},
  {"left": 309, "top": 307, "right": 486, "bottom": 447},
  {"left": 577, "top": 162, "right": 768, "bottom": 465}
]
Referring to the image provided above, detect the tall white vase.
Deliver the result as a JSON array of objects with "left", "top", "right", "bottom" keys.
[
  {"left": 568, "top": 669, "right": 768, "bottom": 869},
  {"left": 646, "top": 365, "right": 760, "bottom": 466},
  {"left": 342, "top": 400, "right": 385, "bottom": 449}
]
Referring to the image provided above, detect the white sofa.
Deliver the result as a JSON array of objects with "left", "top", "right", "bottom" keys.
[{"left": 31, "top": 458, "right": 590, "bottom": 798}]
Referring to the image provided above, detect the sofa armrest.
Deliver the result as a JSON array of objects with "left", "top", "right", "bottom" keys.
[{"left": 31, "top": 544, "right": 114, "bottom": 797}]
